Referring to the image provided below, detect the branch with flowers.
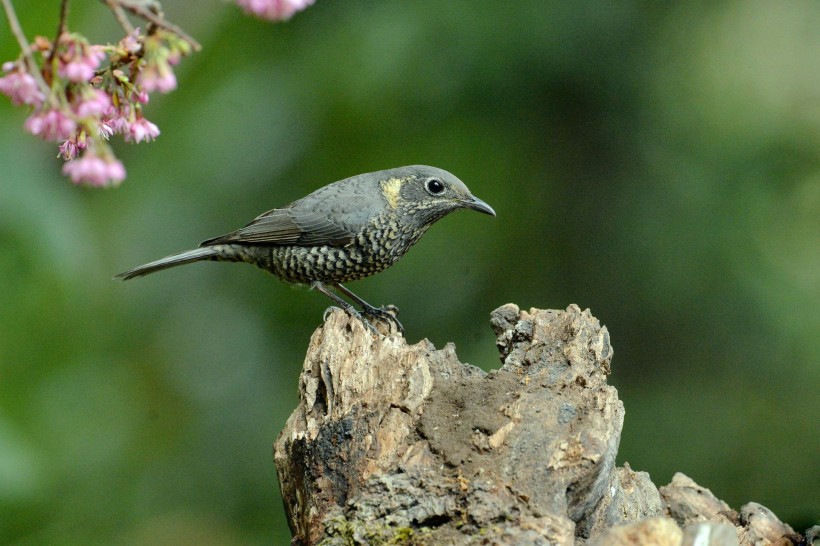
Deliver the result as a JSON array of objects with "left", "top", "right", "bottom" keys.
[{"left": 0, "top": 0, "right": 314, "bottom": 187}]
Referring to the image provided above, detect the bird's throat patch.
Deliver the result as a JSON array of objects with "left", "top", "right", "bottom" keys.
[{"left": 380, "top": 177, "right": 404, "bottom": 210}]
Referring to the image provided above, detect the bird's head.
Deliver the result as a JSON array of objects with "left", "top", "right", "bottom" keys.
[{"left": 381, "top": 165, "right": 495, "bottom": 227}]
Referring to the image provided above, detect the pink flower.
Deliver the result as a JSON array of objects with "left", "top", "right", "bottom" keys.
[
  {"left": 62, "top": 151, "right": 126, "bottom": 187},
  {"left": 74, "top": 88, "right": 112, "bottom": 118},
  {"left": 125, "top": 117, "right": 160, "bottom": 143},
  {"left": 24, "top": 108, "right": 77, "bottom": 141},
  {"left": 119, "top": 28, "right": 142, "bottom": 54},
  {"left": 98, "top": 119, "right": 114, "bottom": 139},
  {"left": 0, "top": 65, "right": 45, "bottom": 107},
  {"left": 102, "top": 107, "right": 131, "bottom": 135},
  {"left": 134, "top": 89, "right": 149, "bottom": 104},
  {"left": 137, "top": 62, "right": 177, "bottom": 93},
  {"left": 60, "top": 59, "right": 96, "bottom": 82},
  {"left": 58, "top": 42, "right": 106, "bottom": 83},
  {"left": 58, "top": 139, "right": 80, "bottom": 160},
  {"left": 235, "top": 0, "right": 314, "bottom": 21}
]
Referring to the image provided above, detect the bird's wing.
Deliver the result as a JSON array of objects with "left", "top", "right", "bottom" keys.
[{"left": 201, "top": 208, "right": 355, "bottom": 247}]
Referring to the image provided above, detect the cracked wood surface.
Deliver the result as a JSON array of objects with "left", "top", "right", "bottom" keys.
[{"left": 273, "top": 304, "right": 807, "bottom": 546}]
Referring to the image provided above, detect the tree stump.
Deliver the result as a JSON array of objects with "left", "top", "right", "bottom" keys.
[{"left": 273, "top": 304, "right": 807, "bottom": 546}]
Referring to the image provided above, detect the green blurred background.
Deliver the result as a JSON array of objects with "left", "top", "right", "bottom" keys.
[{"left": 2, "top": 1, "right": 818, "bottom": 543}]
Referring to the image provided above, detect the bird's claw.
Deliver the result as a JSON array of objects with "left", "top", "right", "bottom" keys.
[
  {"left": 323, "top": 305, "right": 386, "bottom": 337},
  {"left": 361, "top": 304, "right": 404, "bottom": 336},
  {"left": 323, "top": 306, "right": 342, "bottom": 322}
]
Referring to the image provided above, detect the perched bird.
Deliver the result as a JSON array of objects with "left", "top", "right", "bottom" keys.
[{"left": 116, "top": 165, "right": 495, "bottom": 335}]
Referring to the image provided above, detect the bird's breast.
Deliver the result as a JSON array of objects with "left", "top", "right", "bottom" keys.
[{"left": 260, "top": 215, "right": 428, "bottom": 284}]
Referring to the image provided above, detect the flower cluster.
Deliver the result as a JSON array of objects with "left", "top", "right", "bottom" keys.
[
  {"left": 0, "top": 61, "right": 45, "bottom": 106},
  {"left": 235, "top": 0, "right": 315, "bottom": 21},
  {"left": 1, "top": 0, "right": 316, "bottom": 188},
  {"left": 0, "top": 29, "right": 190, "bottom": 187}
]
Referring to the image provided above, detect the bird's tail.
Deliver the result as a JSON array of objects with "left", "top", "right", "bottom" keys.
[{"left": 115, "top": 247, "right": 224, "bottom": 280}]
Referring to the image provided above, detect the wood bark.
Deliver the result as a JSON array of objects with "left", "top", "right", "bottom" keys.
[{"left": 273, "top": 304, "right": 809, "bottom": 546}]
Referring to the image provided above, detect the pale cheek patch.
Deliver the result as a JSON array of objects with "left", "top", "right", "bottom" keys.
[{"left": 380, "top": 177, "right": 403, "bottom": 210}]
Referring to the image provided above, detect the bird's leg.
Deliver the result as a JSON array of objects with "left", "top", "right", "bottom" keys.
[
  {"left": 311, "top": 281, "right": 381, "bottom": 336},
  {"left": 334, "top": 284, "right": 395, "bottom": 316},
  {"left": 335, "top": 283, "right": 404, "bottom": 336}
]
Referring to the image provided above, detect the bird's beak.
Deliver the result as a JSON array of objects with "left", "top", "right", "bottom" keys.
[{"left": 463, "top": 195, "right": 496, "bottom": 216}]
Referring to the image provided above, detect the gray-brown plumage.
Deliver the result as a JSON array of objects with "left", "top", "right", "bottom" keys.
[{"left": 116, "top": 165, "right": 495, "bottom": 335}]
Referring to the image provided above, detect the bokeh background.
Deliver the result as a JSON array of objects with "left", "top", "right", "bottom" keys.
[{"left": 2, "top": 1, "right": 818, "bottom": 543}]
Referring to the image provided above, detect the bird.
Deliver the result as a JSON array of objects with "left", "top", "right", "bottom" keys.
[{"left": 115, "top": 165, "right": 496, "bottom": 335}]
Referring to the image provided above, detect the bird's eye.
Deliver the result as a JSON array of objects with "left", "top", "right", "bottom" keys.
[{"left": 426, "top": 178, "right": 445, "bottom": 195}]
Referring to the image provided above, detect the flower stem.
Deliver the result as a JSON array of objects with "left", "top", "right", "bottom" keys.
[
  {"left": 102, "top": 0, "right": 135, "bottom": 35},
  {"left": 1, "top": 0, "right": 28, "bottom": 52},
  {"left": 0, "top": 0, "right": 50, "bottom": 93},
  {"left": 115, "top": 0, "right": 201, "bottom": 51},
  {"left": 45, "top": 0, "right": 71, "bottom": 73},
  {"left": 56, "top": 0, "right": 69, "bottom": 36}
]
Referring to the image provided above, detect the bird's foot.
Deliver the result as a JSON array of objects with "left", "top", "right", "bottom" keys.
[
  {"left": 323, "top": 305, "right": 383, "bottom": 336},
  {"left": 361, "top": 303, "right": 404, "bottom": 336},
  {"left": 322, "top": 306, "right": 341, "bottom": 322}
]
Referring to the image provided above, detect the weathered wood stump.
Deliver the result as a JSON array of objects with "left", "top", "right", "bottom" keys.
[{"left": 274, "top": 304, "right": 808, "bottom": 546}]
